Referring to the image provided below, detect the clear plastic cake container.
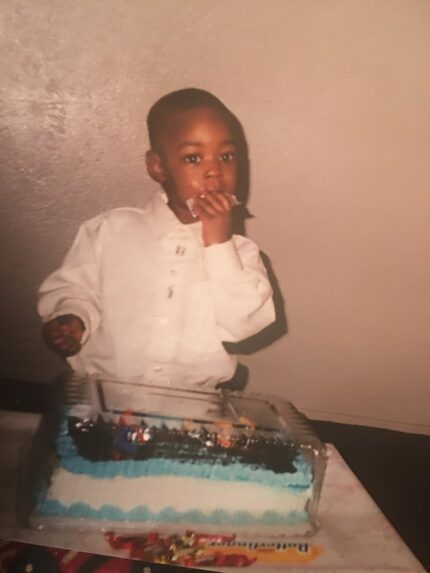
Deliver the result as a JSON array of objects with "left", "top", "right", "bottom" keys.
[{"left": 30, "top": 374, "right": 327, "bottom": 539}]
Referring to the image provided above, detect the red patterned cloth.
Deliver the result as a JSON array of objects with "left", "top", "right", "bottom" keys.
[{"left": 0, "top": 540, "right": 186, "bottom": 573}]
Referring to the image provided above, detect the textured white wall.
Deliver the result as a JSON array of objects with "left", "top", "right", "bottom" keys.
[{"left": 1, "top": 0, "right": 429, "bottom": 432}]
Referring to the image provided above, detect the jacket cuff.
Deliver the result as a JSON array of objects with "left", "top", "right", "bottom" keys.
[{"left": 203, "top": 239, "right": 243, "bottom": 279}]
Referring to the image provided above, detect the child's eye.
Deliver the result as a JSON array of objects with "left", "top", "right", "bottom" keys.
[
  {"left": 184, "top": 154, "right": 201, "bottom": 164},
  {"left": 220, "top": 152, "right": 236, "bottom": 162}
]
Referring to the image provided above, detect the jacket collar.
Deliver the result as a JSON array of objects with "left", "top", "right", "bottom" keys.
[{"left": 145, "top": 191, "right": 202, "bottom": 241}]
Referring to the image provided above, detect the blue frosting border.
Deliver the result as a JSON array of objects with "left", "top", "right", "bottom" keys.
[{"left": 37, "top": 499, "right": 308, "bottom": 526}]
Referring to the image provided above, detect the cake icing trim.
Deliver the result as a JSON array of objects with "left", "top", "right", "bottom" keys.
[
  {"left": 56, "top": 421, "right": 312, "bottom": 490},
  {"left": 37, "top": 499, "right": 308, "bottom": 526}
]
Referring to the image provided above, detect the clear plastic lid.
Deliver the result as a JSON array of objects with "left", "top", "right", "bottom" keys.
[{"left": 32, "top": 373, "right": 327, "bottom": 537}]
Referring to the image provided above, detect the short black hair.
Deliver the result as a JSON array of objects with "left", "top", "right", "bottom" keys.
[{"left": 147, "top": 87, "right": 238, "bottom": 150}]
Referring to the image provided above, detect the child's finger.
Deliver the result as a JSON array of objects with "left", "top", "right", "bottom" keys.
[
  {"left": 69, "top": 320, "right": 85, "bottom": 339},
  {"left": 213, "top": 191, "right": 232, "bottom": 211},
  {"left": 65, "top": 341, "right": 81, "bottom": 356},
  {"left": 203, "top": 190, "right": 231, "bottom": 212},
  {"left": 47, "top": 329, "right": 65, "bottom": 344},
  {"left": 196, "top": 193, "right": 230, "bottom": 217},
  {"left": 60, "top": 325, "right": 77, "bottom": 338},
  {"left": 57, "top": 323, "right": 84, "bottom": 344},
  {"left": 57, "top": 336, "right": 81, "bottom": 356},
  {"left": 51, "top": 334, "right": 67, "bottom": 346},
  {"left": 47, "top": 328, "right": 75, "bottom": 349},
  {"left": 52, "top": 336, "right": 70, "bottom": 350},
  {"left": 195, "top": 195, "right": 219, "bottom": 217}
]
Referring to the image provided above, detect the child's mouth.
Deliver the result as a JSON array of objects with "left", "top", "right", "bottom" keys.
[{"left": 186, "top": 194, "right": 241, "bottom": 218}]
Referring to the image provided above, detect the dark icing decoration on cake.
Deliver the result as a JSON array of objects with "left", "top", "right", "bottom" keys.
[{"left": 68, "top": 416, "right": 299, "bottom": 474}]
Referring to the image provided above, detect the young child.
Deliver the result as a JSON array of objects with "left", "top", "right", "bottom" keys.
[{"left": 38, "top": 88, "right": 275, "bottom": 388}]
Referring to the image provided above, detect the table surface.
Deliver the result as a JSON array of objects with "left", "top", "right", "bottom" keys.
[{"left": 0, "top": 410, "right": 425, "bottom": 572}]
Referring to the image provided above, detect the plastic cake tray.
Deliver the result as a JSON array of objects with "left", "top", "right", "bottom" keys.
[{"left": 29, "top": 374, "right": 327, "bottom": 538}]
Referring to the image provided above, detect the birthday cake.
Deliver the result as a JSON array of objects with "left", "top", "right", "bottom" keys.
[{"left": 34, "top": 376, "right": 326, "bottom": 536}]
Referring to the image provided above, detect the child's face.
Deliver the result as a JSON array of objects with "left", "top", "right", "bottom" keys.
[{"left": 146, "top": 107, "right": 238, "bottom": 223}]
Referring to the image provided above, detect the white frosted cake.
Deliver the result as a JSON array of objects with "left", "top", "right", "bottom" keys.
[{"left": 34, "top": 376, "right": 326, "bottom": 536}]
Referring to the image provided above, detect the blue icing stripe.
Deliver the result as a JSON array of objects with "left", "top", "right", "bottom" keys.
[
  {"left": 56, "top": 419, "right": 312, "bottom": 489},
  {"left": 37, "top": 499, "right": 307, "bottom": 526}
]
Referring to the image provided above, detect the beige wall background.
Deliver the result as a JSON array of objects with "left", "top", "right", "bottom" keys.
[{"left": 1, "top": 0, "right": 429, "bottom": 433}]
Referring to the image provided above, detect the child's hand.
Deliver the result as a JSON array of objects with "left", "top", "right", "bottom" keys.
[
  {"left": 193, "top": 190, "right": 233, "bottom": 246},
  {"left": 42, "top": 314, "right": 85, "bottom": 357}
]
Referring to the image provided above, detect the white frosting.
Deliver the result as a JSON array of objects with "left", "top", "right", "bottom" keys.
[{"left": 47, "top": 469, "right": 312, "bottom": 516}]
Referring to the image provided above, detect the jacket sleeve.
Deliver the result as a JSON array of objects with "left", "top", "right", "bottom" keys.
[
  {"left": 203, "top": 236, "right": 276, "bottom": 342},
  {"left": 37, "top": 218, "right": 102, "bottom": 343}
]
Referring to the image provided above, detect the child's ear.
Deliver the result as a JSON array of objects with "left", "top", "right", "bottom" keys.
[{"left": 145, "top": 150, "right": 165, "bottom": 183}]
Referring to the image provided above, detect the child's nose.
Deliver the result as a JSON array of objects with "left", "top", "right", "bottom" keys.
[{"left": 204, "top": 158, "right": 222, "bottom": 179}]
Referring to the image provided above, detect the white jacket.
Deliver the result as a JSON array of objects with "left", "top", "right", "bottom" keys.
[{"left": 38, "top": 192, "right": 275, "bottom": 387}]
